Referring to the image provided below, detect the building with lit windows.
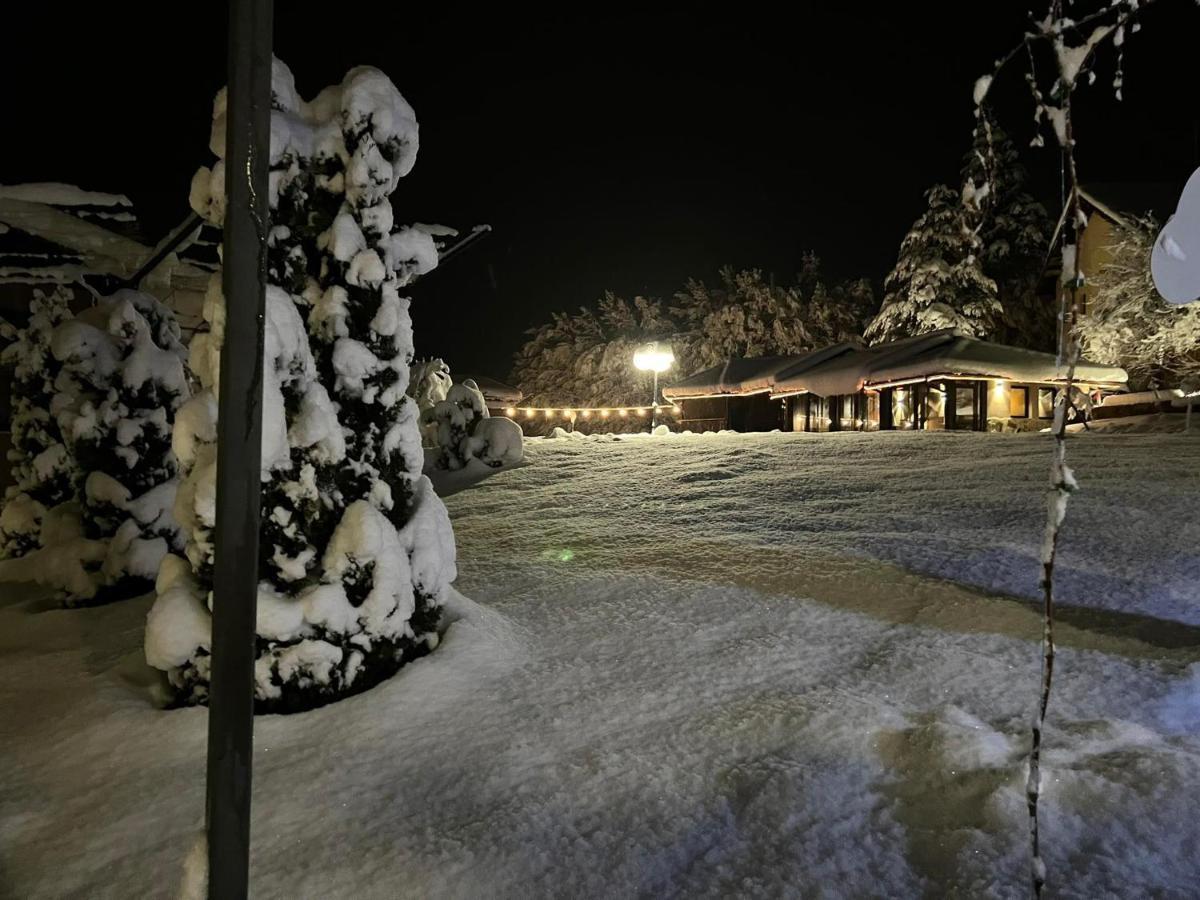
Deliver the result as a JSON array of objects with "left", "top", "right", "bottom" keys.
[{"left": 664, "top": 330, "right": 1128, "bottom": 433}]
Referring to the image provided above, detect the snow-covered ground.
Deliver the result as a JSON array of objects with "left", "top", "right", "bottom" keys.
[{"left": 2, "top": 430, "right": 1198, "bottom": 898}]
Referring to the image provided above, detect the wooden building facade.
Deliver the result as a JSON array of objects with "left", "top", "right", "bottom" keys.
[{"left": 664, "top": 331, "right": 1128, "bottom": 434}]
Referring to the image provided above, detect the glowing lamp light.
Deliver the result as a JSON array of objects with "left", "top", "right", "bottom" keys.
[
  {"left": 544, "top": 408, "right": 553, "bottom": 418},
  {"left": 600, "top": 409, "right": 610, "bottom": 418},
  {"left": 619, "top": 409, "right": 628, "bottom": 418},
  {"left": 582, "top": 410, "right": 591, "bottom": 419},
  {"left": 633, "top": 342, "right": 675, "bottom": 373},
  {"left": 505, "top": 407, "right": 517, "bottom": 416},
  {"left": 524, "top": 409, "right": 534, "bottom": 419},
  {"left": 633, "top": 341, "right": 674, "bottom": 431}
]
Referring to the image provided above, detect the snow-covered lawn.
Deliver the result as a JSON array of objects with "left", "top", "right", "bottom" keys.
[{"left": 2, "top": 430, "right": 1199, "bottom": 898}]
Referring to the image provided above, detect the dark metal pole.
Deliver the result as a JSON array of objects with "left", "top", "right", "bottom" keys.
[
  {"left": 206, "top": 0, "right": 273, "bottom": 897},
  {"left": 651, "top": 370, "right": 659, "bottom": 431}
]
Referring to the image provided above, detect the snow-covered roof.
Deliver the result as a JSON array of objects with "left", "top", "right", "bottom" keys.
[
  {"left": 784, "top": 332, "right": 961, "bottom": 399},
  {"left": 663, "top": 355, "right": 805, "bottom": 400},
  {"left": 667, "top": 331, "right": 1128, "bottom": 402},
  {"left": 767, "top": 342, "right": 866, "bottom": 395},
  {"left": 0, "top": 183, "right": 137, "bottom": 227},
  {"left": 0, "top": 184, "right": 145, "bottom": 285},
  {"left": 853, "top": 332, "right": 1128, "bottom": 393}
]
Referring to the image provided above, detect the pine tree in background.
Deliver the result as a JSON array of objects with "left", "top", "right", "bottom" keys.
[
  {"left": 864, "top": 184, "right": 1001, "bottom": 344},
  {"left": 147, "top": 60, "right": 458, "bottom": 714},
  {"left": 794, "top": 253, "right": 876, "bottom": 348},
  {"left": 962, "top": 120, "right": 1054, "bottom": 349},
  {"left": 50, "top": 290, "right": 189, "bottom": 603},
  {"left": 671, "top": 267, "right": 815, "bottom": 370},
  {"left": 0, "top": 287, "right": 78, "bottom": 558},
  {"left": 513, "top": 259, "right": 875, "bottom": 414},
  {"left": 512, "top": 292, "right": 674, "bottom": 418}
]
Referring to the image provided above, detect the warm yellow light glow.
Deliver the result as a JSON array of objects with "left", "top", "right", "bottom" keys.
[
  {"left": 637, "top": 408, "right": 647, "bottom": 415},
  {"left": 544, "top": 408, "right": 553, "bottom": 418},
  {"left": 633, "top": 341, "right": 675, "bottom": 373},
  {"left": 619, "top": 409, "right": 628, "bottom": 417},
  {"left": 505, "top": 407, "right": 517, "bottom": 416},
  {"left": 581, "top": 410, "right": 590, "bottom": 418},
  {"left": 600, "top": 409, "right": 610, "bottom": 417},
  {"left": 524, "top": 408, "right": 534, "bottom": 419},
  {"left": 993, "top": 380, "right": 1008, "bottom": 395}
]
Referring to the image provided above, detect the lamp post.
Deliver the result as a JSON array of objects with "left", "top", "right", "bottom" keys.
[{"left": 633, "top": 341, "right": 674, "bottom": 431}]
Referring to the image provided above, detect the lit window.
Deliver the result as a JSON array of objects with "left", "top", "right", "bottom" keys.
[
  {"left": 1038, "top": 388, "right": 1055, "bottom": 419},
  {"left": 955, "top": 385, "right": 975, "bottom": 430},
  {"left": 1009, "top": 386, "right": 1028, "bottom": 418}
]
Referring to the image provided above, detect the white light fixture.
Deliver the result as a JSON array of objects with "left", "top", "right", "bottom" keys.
[
  {"left": 633, "top": 342, "right": 675, "bottom": 373},
  {"left": 633, "top": 341, "right": 675, "bottom": 431}
]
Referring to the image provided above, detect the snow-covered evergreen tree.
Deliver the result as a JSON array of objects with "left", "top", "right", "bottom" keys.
[
  {"left": 794, "top": 253, "right": 876, "bottom": 348},
  {"left": 0, "top": 287, "right": 78, "bottom": 558},
  {"left": 1077, "top": 216, "right": 1200, "bottom": 390},
  {"left": 671, "top": 267, "right": 816, "bottom": 370},
  {"left": 146, "top": 60, "right": 458, "bottom": 713},
  {"left": 513, "top": 260, "right": 874, "bottom": 415},
  {"left": 865, "top": 184, "right": 1001, "bottom": 344},
  {"left": 50, "top": 289, "right": 189, "bottom": 603},
  {"left": 961, "top": 120, "right": 1054, "bottom": 349},
  {"left": 513, "top": 292, "right": 674, "bottom": 417}
]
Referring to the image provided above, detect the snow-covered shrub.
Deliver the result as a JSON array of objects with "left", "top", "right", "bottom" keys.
[
  {"left": 422, "top": 379, "right": 524, "bottom": 471},
  {"left": 0, "top": 287, "right": 78, "bottom": 557},
  {"left": 409, "top": 358, "right": 453, "bottom": 410},
  {"left": 408, "top": 357, "right": 452, "bottom": 445},
  {"left": 147, "top": 59, "right": 458, "bottom": 714},
  {"left": 49, "top": 289, "right": 189, "bottom": 603}
]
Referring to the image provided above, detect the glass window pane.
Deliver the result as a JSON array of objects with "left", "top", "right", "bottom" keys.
[
  {"left": 955, "top": 385, "right": 975, "bottom": 429},
  {"left": 893, "top": 388, "right": 913, "bottom": 429},
  {"left": 1038, "top": 388, "right": 1055, "bottom": 418},
  {"left": 1009, "top": 386, "right": 1028, "bottom": 417}
]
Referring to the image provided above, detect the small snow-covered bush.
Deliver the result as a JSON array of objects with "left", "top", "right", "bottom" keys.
[
  {"left": 50, "top": 290, "right": 189, "bottom": 603},
  {"left": 0, "top": 287, "right": 78, "bottom": 557},
  {"left": 422, "top": 378, "right": 523, "bottom": 471},
  {"left": 147, "top": 59, "right": 458, "bottom": 714},
  {"left": 0, "top": 289, "right": 188, "bottom": 604}
]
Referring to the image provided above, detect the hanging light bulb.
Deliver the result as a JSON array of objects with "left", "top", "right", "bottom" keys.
[
  {"left": 619, "top": 409, "right": 628, "bottom": 418},
  {"left": 505, "top": 407, "right": 517, "bottom": 417},
  {"left": 524, "top": 408, "right": 534, "bottom": 419}
]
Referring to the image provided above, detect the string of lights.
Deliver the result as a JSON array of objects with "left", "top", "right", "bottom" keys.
[{"left": 503, "top": 404, "right": 682, "bottom": 419}]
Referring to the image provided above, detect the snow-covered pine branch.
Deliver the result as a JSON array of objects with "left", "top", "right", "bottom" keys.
[{"left": 147, "top": 59, "right": 458, "bottom": 714}]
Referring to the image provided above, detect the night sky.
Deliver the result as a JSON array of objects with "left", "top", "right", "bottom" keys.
[{"left": 4, "top": 4, "right": 1198, "bottom": 379}]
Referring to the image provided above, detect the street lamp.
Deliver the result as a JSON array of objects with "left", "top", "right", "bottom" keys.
[{"left": 633, "top": 341, "right": 674, "bottom": 430}]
